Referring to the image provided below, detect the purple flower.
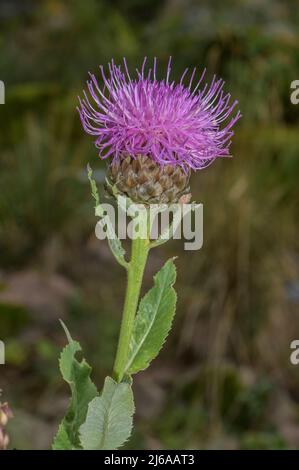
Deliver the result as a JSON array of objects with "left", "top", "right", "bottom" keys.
[{"left": 78, "top": 58, "right": 241, "bottom": 171}]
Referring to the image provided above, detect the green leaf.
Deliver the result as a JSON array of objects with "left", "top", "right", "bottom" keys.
[
  {"left": 52, "top": 422, "right": 73, "bottom": 450},
  {"left": 104, "top": 218, "right": 128, "bottom": 269},
  {"left": 88, "top": 165, "right": 128, "bottom": 270},
  {"left": 124, "top": 258, "right": 177, "bottom": 375},
  {"left": 87, "top": 163, "right": 100, "bottom": 209},
  {"left": 79, "top": 376, "right": 134, "bottom": 450},
  {"left": 52, "top": 321, "right": 98, "bottom": 450}
]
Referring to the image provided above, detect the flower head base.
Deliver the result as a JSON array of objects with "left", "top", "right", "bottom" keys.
[
  {"left": 78, "top": 58, "right": 241, "bottom": 171},
  {"left": 106, "top": 155, "right": 191, "bottom": 205}
]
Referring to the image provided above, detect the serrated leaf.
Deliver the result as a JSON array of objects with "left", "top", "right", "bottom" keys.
[
  {"left": 104, "top": 218, "right": 128, "bottom": 268},
  {"left": 52, "top": 422, "right": 73, "bottom": 450},
  {"left": 88, "top": 165, "right": 128, "bottom": 269},
  {"left": 87, "top": 163, "right": 100, "bottom": 208},
  {"left": 52, "top": 321, "right": 98, "bottom": 450},
  {"left": 124, "top": 258, "right": 177, "bottom": 375},
  {"left": 79, "top": 376, "right": 134, "bottom": 450}
]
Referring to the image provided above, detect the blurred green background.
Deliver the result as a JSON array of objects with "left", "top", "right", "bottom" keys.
[{"left": 1, "top": 0, "right": 299, "bottom": 450}]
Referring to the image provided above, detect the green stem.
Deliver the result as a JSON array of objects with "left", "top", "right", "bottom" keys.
[{"left": 113, "top": 235, "right": 150, "bottom": 382}]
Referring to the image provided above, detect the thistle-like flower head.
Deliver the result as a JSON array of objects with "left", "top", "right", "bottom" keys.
[{"left": 78, "top": 57, "right": 241, "bottom": 171}]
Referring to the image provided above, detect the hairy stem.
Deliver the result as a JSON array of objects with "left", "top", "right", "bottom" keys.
[{"left": 113, "top": 234, "right": 150, "bottom": 382}]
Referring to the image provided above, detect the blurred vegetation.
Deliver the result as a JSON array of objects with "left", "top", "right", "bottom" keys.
[{"left": 1, "top": 0, "right": 299, "bottom": 449}]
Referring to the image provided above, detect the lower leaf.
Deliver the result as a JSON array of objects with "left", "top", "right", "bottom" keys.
[
  {"left": 79, "top": 376, "right": 134, "bottom": 450},
  {"left": 52, "top": 322, "right": 98, "bottom": 450}
]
